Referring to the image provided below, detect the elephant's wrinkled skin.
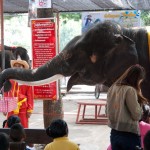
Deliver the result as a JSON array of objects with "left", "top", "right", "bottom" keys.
[
  {"left": 0, "top": 21, "right": 150, "bottom": 99},
  {"left": 0, "top": 45, "right": 31, "bottom": 70}
]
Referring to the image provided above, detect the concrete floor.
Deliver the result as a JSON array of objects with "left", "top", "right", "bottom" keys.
[{"left": 0, "top": 85, "right": 110, "bottom": 150}]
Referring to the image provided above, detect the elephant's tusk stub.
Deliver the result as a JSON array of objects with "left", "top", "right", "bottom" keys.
[{"left": 15, "top": 74, "right": 64, "bottom": 86}]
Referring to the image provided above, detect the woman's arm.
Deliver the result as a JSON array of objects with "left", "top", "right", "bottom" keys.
[{"left": 126, "top": 87, "right": 142, "bottom": 121}]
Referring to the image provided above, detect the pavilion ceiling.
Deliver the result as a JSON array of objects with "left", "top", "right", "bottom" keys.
[{"left": 3, "top": 0, "right": 150, "bottom": 14}]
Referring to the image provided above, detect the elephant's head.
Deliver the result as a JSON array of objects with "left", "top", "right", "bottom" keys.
[
  {"left": 4, "top": 46, "right": 31, "bottom": 68},
  {"left": 0, "top": 21, "right": 138, "bottom": 92},
  {"left": 0, "top": 46, "right": 31, "bottom": 72}
]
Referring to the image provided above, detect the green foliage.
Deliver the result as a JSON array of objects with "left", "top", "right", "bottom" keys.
[
  {"left": 141, "top": 11, "right": 150, "bottom": 26},
  {"left": 60, "top": 13, "right": 81, "bottom": 22},
  {"left": 59, "top": 13, "right": 81, "bottom": 51},
  {"left": 4, "top": 14, "right": 32, "bottom": 58},
  {"left": 59, "top": 19, "right": 81, "bottom": 51},
  {"left": 4, "top": 13, "right": 82, "bottom": 56}
]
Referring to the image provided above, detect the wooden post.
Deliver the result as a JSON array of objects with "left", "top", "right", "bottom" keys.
[{"left": 37, "top": 8, "right": 63, "bottom": 128}]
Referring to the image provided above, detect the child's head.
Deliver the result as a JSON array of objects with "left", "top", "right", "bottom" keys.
[
  {"left": 46, "top": 119, "right": 68, "bottom": 139},
  {"left": 7, "top": 115, "right": 21, "bottom": 128},
  {"left": 0, "top": 132, "right": 9, "bottom": 150},
  {"left": 10, "top": 123, "right": 26, "bottom": 142}
]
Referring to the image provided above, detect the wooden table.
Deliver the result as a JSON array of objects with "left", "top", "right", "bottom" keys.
[{"left": 76, "top": 99, "right": 108, "bottom": 125}]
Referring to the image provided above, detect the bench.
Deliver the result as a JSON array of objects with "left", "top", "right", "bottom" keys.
[
  {"left": 0, "top": 128, "right": 52, "bottom": 147},
  {"left": 76, "top": 99, "right": 108, "bottom": 125},
  {"left": 9, "top": 141, "right": 26, "bottom": 150}
]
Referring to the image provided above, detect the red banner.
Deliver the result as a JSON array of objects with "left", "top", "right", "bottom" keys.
[{"left": 31, "top": 18, "right": 58, "bottom": 100}]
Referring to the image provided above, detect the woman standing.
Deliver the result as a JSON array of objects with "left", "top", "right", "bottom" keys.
[{"left": 106, "top": 64, "right": 148, "bottom": 150}]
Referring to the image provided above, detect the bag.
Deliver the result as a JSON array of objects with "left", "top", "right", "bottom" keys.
[
  {"left": 0, "top": 96, "right": 18, "bottom": 112},
  {"left": 0, "top": 86, "right": 18, "bottom": 112}
]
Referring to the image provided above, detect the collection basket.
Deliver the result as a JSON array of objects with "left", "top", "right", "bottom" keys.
[{"left": 0, "top": 96, "right": 18, "bottom": 112}]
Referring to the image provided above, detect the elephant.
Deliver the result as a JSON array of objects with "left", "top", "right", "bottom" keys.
[
  {"left": 0, "top": 21, "right": 150, "bottom": 100},
  {"left": 0, "top": 45, "right": 31, "bottom": 68},
  {"left": 0, "top": 45, "right": 31, "bottom": 71},
  {"left": 0, "top": 50, "right": 14, "bottom": 70},
  {"left": 0, "top": 45, "right": 31, "bottom": 89}
]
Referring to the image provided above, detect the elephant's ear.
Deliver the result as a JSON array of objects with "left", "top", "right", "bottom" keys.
[{"left": 103, "top": 32, "right": 138, "bottom": 86}]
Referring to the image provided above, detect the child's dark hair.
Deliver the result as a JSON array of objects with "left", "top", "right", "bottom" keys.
[
  {"left": 46, "top": 119, "right": 68, "bottom": 139},
  {"left": 144, "top": 130, "right": 150, "bottom": 150},
  {"left": 10, "top": 123, "right": 26, "bottom": 142},
  {"left": 7, "top": 115, "right": 21, "bottom": 128},
  {"left": 2, "top": 120, "right": 7, "bottom": 128}
]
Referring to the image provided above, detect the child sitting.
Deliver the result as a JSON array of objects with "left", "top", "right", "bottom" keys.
[
  {"left": 3, "top": 115, "right": 21, "bottom": 128},
  {"left": 7, "top": 115, "right": 21, "bottom": 128},
  {"left": 44, "top": 119, "right": 80, "bottom": 150},
  {"left": 0, "top": 132, "right": 9, "bottom": 150},
  {"left": 10, "top": 123, "right": 26, "bottom": 142}
]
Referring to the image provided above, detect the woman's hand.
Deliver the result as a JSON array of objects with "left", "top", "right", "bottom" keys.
[
  {"left": 27, "top": 112, "right": 32, "bottom": 118},
  {"left": 3, "top": 112, "right": 7, "bottom": 116}
]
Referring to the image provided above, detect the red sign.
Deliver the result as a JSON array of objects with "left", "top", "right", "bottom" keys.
[{"left": 31, "top": 18, "right": 58, "bottom": 100}]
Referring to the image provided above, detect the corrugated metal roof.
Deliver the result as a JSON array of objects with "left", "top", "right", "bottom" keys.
[
  {"left": 4, "top": 0, "right": 29, "bottom": 13},
  {"left": 3, "top": 0, "right": 150, "bottom": 13}
]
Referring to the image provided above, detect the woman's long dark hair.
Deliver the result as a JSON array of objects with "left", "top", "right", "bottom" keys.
[{"left": 115, "top": 64, "right": 148, "bottom": 105}]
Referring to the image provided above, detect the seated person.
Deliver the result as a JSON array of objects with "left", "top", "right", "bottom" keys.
[
  {"left": 7, "top": 115, "right": 21, "bottom": 128},
  {"left": 10, "top": 123, "right": 26, "bottom": 142},
  {"left": 0, "top": 132, "right": 9, "bottom": 150},
  {"left": 9, "top": 122, "right": 35, "bottom": 150},
  {"left": 45, "top": 119, "right": 80, "bottom": 150},
  {"left": 9, "top": 123, "right": 28, "bottom": 150}
]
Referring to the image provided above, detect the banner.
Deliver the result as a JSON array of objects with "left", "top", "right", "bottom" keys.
[
  {"left": 82, "top": 10, "right": 141, "bottom": 33},
  {"left": 31, "top": 18, "right": 58, "bottom": 100}
]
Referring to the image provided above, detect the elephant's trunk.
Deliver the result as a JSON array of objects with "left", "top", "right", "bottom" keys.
[{"left": 0, "top": 53, "right": 72, "bottom": 87}]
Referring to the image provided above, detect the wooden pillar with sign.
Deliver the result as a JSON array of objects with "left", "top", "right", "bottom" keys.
[{"left": 35, "top": 7, "right": 63, "bottom": 128}]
